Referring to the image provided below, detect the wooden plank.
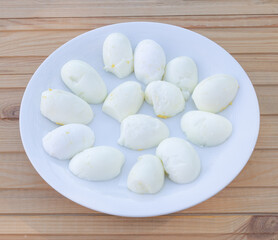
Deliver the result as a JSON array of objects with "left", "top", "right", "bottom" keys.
[
  {"left": 257, "top": 116, "right": 278, "bottom": 149},
  {"left": 0, "top": 119, "right": 23, "bottom": 152},
  {"left": 0, "top": 115, "right": 276, "bottom": 153},
  {"left": 0, "top": 57, "right": 44, "bottom": 75},
  {"left": 255, "top": 85, "right": 278, "bottom": 115},
  {"left": 1, "top": 0, "right": 278, "bottom": 18},
  {"left": 231, "top": 150, "right": 278, "bottom": 187},
  {"left": 233, "top": 54, "right": 278, "bottom": 73},
  {"left": 0, "top": 89, "right": 23, "bottom": 119},
  {"left": 0, "top": 153, "right": 45, "bottom": 189},
  {"left": 0, "top": 234, "right": 276, "bottom": 240},
  {"left": 0, "top": 75, "right": 31, "bottom": 88},
  {"left": 0, "top": 30, "right": 83, "bottom": 57},
  {"left": 188, "top": 187, "right": 278, "bottom": 214},
  {"left": 0, "top": 149, "right": 277, "bottom": 190},
  {"left": 1, "top": 54, "right": 277, "bottom": 75},
  {"left": 0, "top": 187, "right": 277, "bottom": 214},
  {"left": 1, "top": 29, "right": 278, "bottom": 57},
  {"left": 248, "top": 72, "right": 278, "bottom": 86},
  {"left": 193, "top": 28, "right": 278, "bottom": 54},
  {"left": 1, "top": 15, "right": 278, "bottom": 31},
  {"left": 0, "top": 215, "right": 277, "bottom": 234}
]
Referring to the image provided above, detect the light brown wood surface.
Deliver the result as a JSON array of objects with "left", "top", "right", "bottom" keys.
[{"left": 0, "top": 1, "right": 278, "bottom": 239}]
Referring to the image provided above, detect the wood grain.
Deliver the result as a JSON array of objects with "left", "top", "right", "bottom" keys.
[
  {"left": 0, "top": 75, "right": 31, "bottom": 88},
  {"left": 0, "top": 187, "right": 277, "bottom": 215},
  {"left": 1, "top": 0, "right": 278, "bottom": 18},
  {"left": 1, "top": 54, "right": 277, "bottom": 78},
  {"left": 1, "top": 15, "right": 278, "bottom": 31},
  {"left": 1, "top": 28, "right": 278, "bottom": 57},
  {"left": 0, "top": 57, "right": 44, "bottom": 75},
  {"left": 0, "top": 215, "right": 277, "bottom": 234},
  {"left": 0, "top": 234, "right": 277, "bottom": 240},
  {"left": 248, "top": 72, "right": 278, "bottom": 86},
  {"left": 230, "top": 150, "right": 278, "bottom": 187}
]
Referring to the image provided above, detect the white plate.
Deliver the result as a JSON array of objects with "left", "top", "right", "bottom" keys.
[{"left": 20, "top": 22, "right": 260, "bottom": 217}]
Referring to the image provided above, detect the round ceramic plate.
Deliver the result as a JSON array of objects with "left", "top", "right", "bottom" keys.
[{"left": 20, "top": 22, "right": 260, "bottom": 217}]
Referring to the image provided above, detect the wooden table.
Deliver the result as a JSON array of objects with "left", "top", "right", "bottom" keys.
[{"left": 0, "top": 0, "right": 278, "bottom": 239}]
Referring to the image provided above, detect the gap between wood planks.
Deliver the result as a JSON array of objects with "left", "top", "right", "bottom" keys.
[
  {"left": 0, "top": 213, "right": 276, "bottom": 216},
  {"left": 0, "top": 234, "right": 276, "bottom": 240}
]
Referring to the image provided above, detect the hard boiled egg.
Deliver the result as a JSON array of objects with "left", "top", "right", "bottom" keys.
[
  {"left": 118, "top": 114, "right": 169, "bottom": 150},
  {"left": 61, "top": 60, "right": 107, "bottom": 104},
  {"left": 181, "top": 110, "right": 232, "bottom": 147},
  {"left": 103, "top": 33, "right": 133, "bottom": 78},
  {"left": 127, "top": 154, "right": 164, "bottom": 194},
  {"left": 163, "top": 56, "right": 198, "bottom": 100},
  {"left": 145, "top": 81, "right": 185, "bottom": 118},
  {"left": 102, "top": 81, "right": 144, "bottom": 122},
  {"left": 192, "top": 74, "right": 239, "bottom": 113},
  {"left": 134, "top": 39, "right": 166, "bottom": 85},
  {"left": 42, "top": 124, "right": 95, "bottom": 160},
  {"left": 69, "top": 146, "right": 125, "bottom": 181},
  {"left": 156, "top": 137, "right": 201, "bottom": 184},
  {"left": 40, "top": 89, "right": 93, "bottom": 125}
]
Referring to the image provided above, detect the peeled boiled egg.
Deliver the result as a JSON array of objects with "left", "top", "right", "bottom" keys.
[
  {"left": 181, "top": 110, "right": 232, "bottom": 147},
  {"left": 145, "top": 81, "right": 185, "bottom": 118},
  {"left": 40, "top": 89, "right": 93, "bottom": 125},
  {"left": 102, "top": 81, "right": 144, "bottom": 122},
  {"left": 163, "top": 56, "right": 198, "bottom": 100},
  {"left": 156, "top": 137, "right": 201, "bottom": 184},
  {"left": 42, "top": 124, "right": 95, "bottom": 160},
  {"left": 103, "top": 33, "right": 133, "bottom": 78},
  {"left": 61, "top": 60, "right": 107, "bottom": 104},
  {"left": 118, "top": 114, "right": 169, "bottom": 150},
  {"left": 69, "top": 146, "right": 125, "bottom": 181},
  {"left": 192, "top": 74, "right": 239, "bottom": 113},
  {"left": 134, "top": 39, "right": 166, "bottom": 85},
  {"left": 127, "top": 154, "right": 165, "bottom": 194}
]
